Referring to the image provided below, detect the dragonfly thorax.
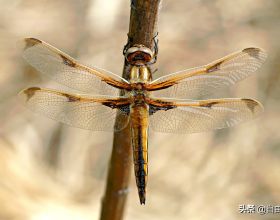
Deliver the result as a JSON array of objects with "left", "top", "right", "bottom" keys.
[{"left": 129, "top": 65, "right": 152, "bottom": 84}]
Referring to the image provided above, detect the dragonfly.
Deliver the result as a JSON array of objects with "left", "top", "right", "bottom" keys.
[{"left": 18, "top": 37, "right": 266, "bottom": 204}]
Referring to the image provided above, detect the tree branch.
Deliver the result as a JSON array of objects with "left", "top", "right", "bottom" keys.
[{"left": 99, "top": 1, "right": 161, "bottom": 220}]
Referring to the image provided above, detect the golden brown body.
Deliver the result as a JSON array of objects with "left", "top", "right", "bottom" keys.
[
  {"left": 130, "top": 102, "right": 149, "bottom": 204},
  {"left": 128, "top": 63, "right": 152, "bottom": 205}
]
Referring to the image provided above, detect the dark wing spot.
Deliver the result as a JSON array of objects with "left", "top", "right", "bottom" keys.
[
  {"left": 102, "top": 102, "right": 117, "bottom": 109},
  {"left": 149, "top": 104, "right": 176, "bottom": 115},
  {"left": 242, "top": 48, "right": 262, "bottom": 60},
  {"left": 24, "top": 38, "right": 42, "bottom": 50},
  {"left": 200, "top": 101, "right": 219, "bottom": 108},
  {"left": 102, "top": 101, "right": 129, "bottom": 110},
  {"left": 64, "top": 94, "right": 80, "bottom": 102},
  {"left": 60, "top": 54, "right": 76, "bottom": 67},
  {"left": 206, "top": 61, "right": 223, "bottom": 73},
  {"left": 241, "top": 98, "right": 259, "bottom": 113},
  {"left": 118, "top": 105, "right": 130, "bottom": 114},
  {"left": 24, "top": 87, "right": 41, "bottom": 101}
]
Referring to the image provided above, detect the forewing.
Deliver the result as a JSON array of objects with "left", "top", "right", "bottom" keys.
[
  {"left": 19, "top": 87, "right": 130, "bottom": 131},
  {"left": 19, "top": 38, "right": 130, "bottom": 95},
  {"left": 149, "top": 98, "right": 263, "bottom": 133},
  {"left": 150, "top": 48, "right": 267, "bottom": 99}
]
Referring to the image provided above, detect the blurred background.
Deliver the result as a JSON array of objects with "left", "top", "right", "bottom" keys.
[{"left": 0, "top": 0, "right": 279, "bottom": 219}]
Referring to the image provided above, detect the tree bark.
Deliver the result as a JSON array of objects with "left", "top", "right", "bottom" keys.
[{"left": 99, "top": 1, "right": 161, "bottom": 220}]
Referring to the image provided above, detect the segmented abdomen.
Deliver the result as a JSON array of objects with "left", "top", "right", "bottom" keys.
[{"left": 130, "top": 103, "right": 149, "bottom": 205}]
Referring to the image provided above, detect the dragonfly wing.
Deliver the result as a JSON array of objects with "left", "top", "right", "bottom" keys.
[
  {"left": 19, "top": 38, "right": 130, "bottom": 96},
  {"left": 19, "top": 87, "right": 130, "bottom": 131},
  {"left": 149, "top": 98, "right": 263, "bottom": 133},
  {"left": 150, "top": 48, "right": 267, "bottom": 99}
]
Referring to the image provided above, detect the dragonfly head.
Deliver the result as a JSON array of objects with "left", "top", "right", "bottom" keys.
[{"left": 125, "top": 45, "right": 154, "bottom": 65}]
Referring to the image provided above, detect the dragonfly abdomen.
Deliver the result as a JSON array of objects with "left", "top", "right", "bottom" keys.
[
  {"left": 133, "top": 149, "right": 148, "bottom": 204},
  {"left": 130, "top": 103, "right": 149, "bottom": 205}
]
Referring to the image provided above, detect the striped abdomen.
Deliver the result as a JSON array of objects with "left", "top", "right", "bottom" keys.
[{"left": 130, "top": 102, "right": 149, "bottom": 205}]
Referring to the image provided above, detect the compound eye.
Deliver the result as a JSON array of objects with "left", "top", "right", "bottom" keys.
[
  {"left": 125, "top": 45, "right": 154, "bottom": 64},
  {"left": 126, "top": 51, "right": 152, "bottom": 63}
]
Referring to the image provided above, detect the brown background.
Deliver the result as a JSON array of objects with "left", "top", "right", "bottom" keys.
[{"left": 0, "top": 0, "right": 279, "bottom": 219}]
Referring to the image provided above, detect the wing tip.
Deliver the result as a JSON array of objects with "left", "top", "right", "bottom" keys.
[
  {"left": 241, "top": 98, "right": 264, "bottom": 115},
  {"left": 242, "top": 47, "right": 267, "bottom": 61},
  {"left": 16, "top": 37, "right": 42, "bottom": 51},
  {"left": 18, "top": 87, "right": 41, "bottom": 102}
]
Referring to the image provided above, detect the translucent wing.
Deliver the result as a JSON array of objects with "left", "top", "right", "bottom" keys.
[
  {"left": 149, "top": 48, "right": 267, "bottom": 99},
  {"left": 149, "top": 98, "right": 263, "bottom": 133},
  {"left": 19, "top": 38, "right": 130, "bottom": 96},
  {"left": 18, "top": 87, "right": 130, "bottom": 131}
]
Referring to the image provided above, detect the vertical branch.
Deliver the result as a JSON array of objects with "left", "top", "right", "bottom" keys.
[
  {"left": 100, "top": 1, "right": 161, "bottom": 220},
  {"left": 128, "top": 0, "right": 160, "bottom": 47}
]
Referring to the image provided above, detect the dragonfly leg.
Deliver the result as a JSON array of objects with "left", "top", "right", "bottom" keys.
[
  {"left": 123, "top": 34, "right": 133, "bottom": 55},
  {"left": 149, "top": 32, "right": 159, "bottom": 64}
]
